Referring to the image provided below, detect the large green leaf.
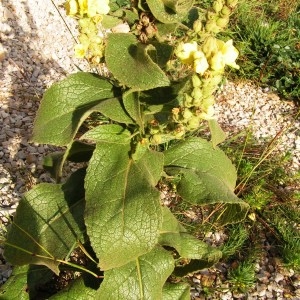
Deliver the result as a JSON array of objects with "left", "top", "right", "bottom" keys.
[
  {"left": 146, "top": 0, "right": 194, "bottom": 24},
  {"left": 159, "top": 207, "right": 222, "bottom": 261},
  {"left": 49, "top": 277, "right": 97, "bottom": 299},
  {"left": 85, "top": 139, "right": 163, "bottom": 270},
  {"left": 4, "top": 169, "right": 86, "bottom": 275},
  {"left": 32, "top": 72, "right": 120, "bottom": 146},
  {"left": 162, "top": 283, "right": 190, "bottom": 300},
  {"left": 97, "top": 246, "right": 174, "bottom": 299},
  {"left": 164, "top": 138, "right": 249, "bottom": 224},
  {"left": 105, "top": 33, "right": 170, "bottom": 90}
]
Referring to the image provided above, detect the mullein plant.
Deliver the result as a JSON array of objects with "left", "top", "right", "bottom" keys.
[
  {"left": 65, "top": 0, "right": 240, "bottom": 145},
  {"left": 1, "top": 1, "right": 250, "bottom": 298}
]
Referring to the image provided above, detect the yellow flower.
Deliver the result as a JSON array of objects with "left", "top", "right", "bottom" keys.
[
  {"left": 210, "top": 51, "right": 225, "bottom": 71},
  {"left": 74, "top": 44, "right": 87, "bottom": 58},
  {"left": 78, "top": 0, "right": 88, "bottom": 15},
  {"left": 210, "top": 39, "right": 239, "bottom": 71},
  {"left": 65, "top": 0, "right": 78, "bottom": 16},
  {"left": 193, "top": 50, "right": 209, "bottom": 75},
  {"left": 199, "top": 105, "right": 215, "bottom": 120},
  {"left": 77, "top": 0, "right": 110, "bottom": 17},
  {"left": 87, "top": 0, "right": 110, "bottom": 17},
  {"left": 176, "top": 41, "right": 198, "bottom": 64},
  {"left": 220, "top": 39, "right": 239, "bottom": 69}
]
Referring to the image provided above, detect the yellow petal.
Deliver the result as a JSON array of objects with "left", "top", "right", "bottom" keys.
[
  {"left": 193, "top": 51, "right": 209, "bottom": 75},
  {"left": 74, "top": 44, "right": 87, "bottom": 58},
  {"left": 65, "top": 0, "right": 78, "bottom": 16},
  {"left": 221, "top": 40, "right": 240, "bottom": 69},
  {"left": 78, "top": 0, "right": 88, "bottom": 15},
  {"left": 87, "top": 0, "right": 110, "bottom": 17},
  {"left": 210, "top": 51, "right": 225, "bottom": 71},
  {"left": 176, "top": 42, "right": 198, "bottom": 64}
]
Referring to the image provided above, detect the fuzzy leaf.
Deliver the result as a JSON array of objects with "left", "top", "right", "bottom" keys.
[
  {"left": 105, "top": 33, "right": 170, "bottom": 90},
  {"left": 85, "top": 141, "right": 163, "bottom": 270},
  {"left": 123, "top": 90, "right": 144, "bottom": 128},
  {"left": 94, "top": 97, "right": 134, "bottom": 124},
  {"left": 96, "top": 246, "right": 174, "bottom": 299},
  {"left": 148, "top": 42, "right": 174, "bottom": 68},
  {"left": 162, "top": 283, "right": 190, "bottom": 300},
  {"left": 4, "top": 169, "right": 86, "bottom": 275},
  {"left": 146, "top": 0, "right": 194, "bottom": 24},
  {"left": 80, "top": 124, "right": 131, "bottom": 143},
  {"left": 32, "top": 72, "right": 120, "bottom": 146},
  {"left": 0, "top": 266, "right": 29, "bottom": 299},
  {"left": 164, "top": 138, "right": 249, "bottom": 224}
]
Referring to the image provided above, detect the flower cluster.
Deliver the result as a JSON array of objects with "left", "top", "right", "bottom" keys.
[
  {"left": 168, "top": 0, "right": 240, "bottom": 134},
  {"left": 65, "top": 0, "right": 110, "bottom": 63},
  {"left": 65, "top": 0, "right": 110, "bottom": 17}
]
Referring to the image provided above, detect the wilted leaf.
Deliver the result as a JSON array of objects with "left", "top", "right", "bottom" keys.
[
  {"left": 85, "top": 141, "right": 163, "bottom": 270},
  {"left": 97, "top": 247, "right": 174, "bottom": 299},
  {"left": 105, "top": 33, "right": 170, "bottom": 90}
]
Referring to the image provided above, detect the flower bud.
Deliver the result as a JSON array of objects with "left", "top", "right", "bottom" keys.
[
  {"left": 213, "top": 0, "right": 224, "bottom": 14},
  {"left": 216, "top": 17, "right": 229, "bottom": 28},
  {"left": 193, "top": 97, "right": 202, "bottom": 107},
  {"left": 193, "top": 19, "right": 202, "bottom": 33},
  {"left": 192, "top": 74, "right": 201, "bottom": 87},
  {"left": 187, "top": 116, "right": 200, "bottom": 130},
  {"left": 226, "top": 0, "right": 238, "bottom": 8},
  {"left": 220, "top": 6, "right": 231, "bottom": 17},
  {"left": 183, "top": 94, "right": 194, "bottom": 108},
  {"left": 202, "top": 36, "right": 219, "bottom": 59},
  {"left": 205, "top": 22, "right": 221, "bottom": 34},
  {"left": 192, "top": 87, "right": 202, "bottom": 101},
  {"left": 174, "top": 125, "right": 185, "bottom": 138},
  {"left": 206, "top": 11, "right": 217, "bottom": 20},
  {"left": 151, "top": 134, "right": 162, "bottom": 145},
  {"left": 183, "top": 108, "right": 193, "bottom": 121}
]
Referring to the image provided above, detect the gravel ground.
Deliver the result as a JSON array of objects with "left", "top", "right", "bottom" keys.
[{"left": 0, "top": 0, "right": 299, "bottom": 298}]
